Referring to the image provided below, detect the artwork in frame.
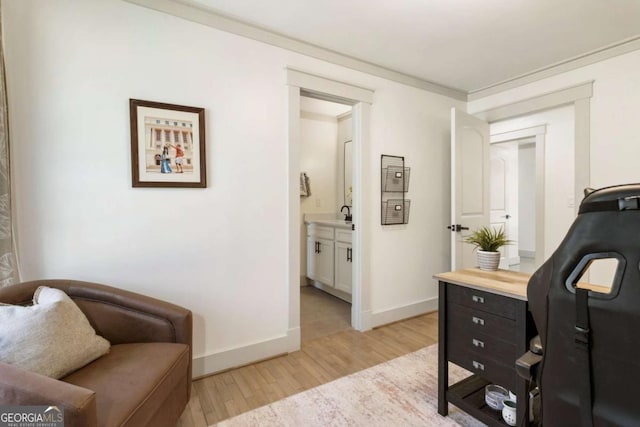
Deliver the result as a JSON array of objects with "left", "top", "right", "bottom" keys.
[{"left": 130, "top": 99, "right": 206, "bottom": 188}]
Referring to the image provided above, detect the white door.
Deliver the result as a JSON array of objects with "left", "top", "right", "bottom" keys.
[
  {"left": 489, "top": 143, "right": 519, "bottom": 268},
  {"left": 451, "top": 108, "right": 490, "bottom": 270}
]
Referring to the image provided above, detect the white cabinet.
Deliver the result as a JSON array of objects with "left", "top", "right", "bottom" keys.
[
  {"left": 334, "top": 241, "right": 352, "bottom": 294},
  {"left": 307, "top": 236, "right": 334, "bottom": 286},
  {"left": 306, "top": 222, "right": 352, "bottom": 302},
  {"left": 306, "top": 225, "right": 335, "bottom": 287},
  {"left": 334, "top": 228, "right": 353, "bottom": 294}
]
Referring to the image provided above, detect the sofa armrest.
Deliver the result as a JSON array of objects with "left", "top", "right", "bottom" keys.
[{"left": 0, "top": 362, "right": 97, "bottom": 427}]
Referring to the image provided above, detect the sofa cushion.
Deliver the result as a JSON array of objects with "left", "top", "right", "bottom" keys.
[
  {"left": 62, "top": 342, "right": 190, "bottom": 427},
  {"left": 0, "top": 286, "right": 110, "bottom": 379}
]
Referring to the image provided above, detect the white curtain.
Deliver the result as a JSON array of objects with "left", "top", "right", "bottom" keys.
[{"left": 0, "top": 5, "right": 19, "bottom": 286}]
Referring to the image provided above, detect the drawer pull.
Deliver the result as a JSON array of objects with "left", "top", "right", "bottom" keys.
[
  {"left": 472, "top": 338, "right": 485, "bottom": 348},
  {"left": 472, "top": 295, "right": 485, "bottom": 304},
  {"left": 472, "top": 360, "right": 485, "bottom": 371},
  {"left": 472, "top": 316, "right": 485, "bottom": 326}
]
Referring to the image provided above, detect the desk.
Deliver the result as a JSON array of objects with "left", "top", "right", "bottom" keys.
[{"left": 435, "top": 269, "right": 536, "bottom": 426}]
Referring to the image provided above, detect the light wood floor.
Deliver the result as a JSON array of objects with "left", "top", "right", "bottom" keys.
[{"left": 177, "top": 294, "right": 438, "bottom": 427}]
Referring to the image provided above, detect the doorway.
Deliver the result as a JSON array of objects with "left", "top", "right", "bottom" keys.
[
  {"left": 464, "top": 82, "right": 592, "bottom": 272},
  {"left": 452, "top": 82, "right": 589, "bottom": 272},
  {"left": 298, "top": 96, "right": 353, "bottom": 343},
  {"left": 489, "top": 137, "right": 539, "bottom": 273},
  {"left": 286, "top": 68, "right": 374, "bottom": 352}
]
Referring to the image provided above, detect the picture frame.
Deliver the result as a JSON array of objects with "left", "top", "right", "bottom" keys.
[{"left": 130, "top": 99, "right": 206, "bottom": 188}]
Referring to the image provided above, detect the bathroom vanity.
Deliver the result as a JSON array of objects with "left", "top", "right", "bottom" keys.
[{"left": 306, "top": 219, "right": 352, "bottom": 303}]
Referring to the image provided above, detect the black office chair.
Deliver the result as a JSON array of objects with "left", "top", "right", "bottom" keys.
[{"left": 517, "top": 184, "right": 640, "bottom": 427}]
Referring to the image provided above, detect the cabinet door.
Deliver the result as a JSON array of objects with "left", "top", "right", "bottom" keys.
[
  {"left": 306, "top": 236, "right": 317, "bottom": 281},
  {"left": 307, "top": 237, "right": 334, "bottom": 286},
  {"left": 315, "top": 238, "right": 334, "bottom": 286},
  {"left": 334, "top": 241, "right": 352, "bottom": 294}
]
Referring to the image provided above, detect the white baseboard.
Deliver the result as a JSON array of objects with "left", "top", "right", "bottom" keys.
[
  {"left": 519, "top": 250, "right": 535, "bottom": 259},
  {"left": 192, "top": 327, "right": 300, "bottom": 378},
  {"left": 359, "top": 309, "right": 373, "bottom": 332},
  {"left": 312, "top": 281, "right": 352, "bottom": 303},
  {"left": 370, "top": 297, "right": 438, "bottom": 329},
  {"left": 192, "top": 298, "right": 437, "bottom": 377}
]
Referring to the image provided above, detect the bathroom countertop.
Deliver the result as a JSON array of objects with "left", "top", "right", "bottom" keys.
[{"left": 305, "top": 219, "right": 352, "bottom": 230}]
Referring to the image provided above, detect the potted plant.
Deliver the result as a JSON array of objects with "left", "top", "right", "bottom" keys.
[{"left": 465, "top": 226, "right": 511, "bottom": 271}]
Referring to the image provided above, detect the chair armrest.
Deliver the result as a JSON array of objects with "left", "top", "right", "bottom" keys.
[
  {"left": 0, "top": 362, "right": 97, "bottom": 427},
  {"left": 516, "top": 336, "right": 544, "bottom": 380},
  {"left": 516, "top": 351, "right": 542, "bottom": 380},
  {"left": 0, "top": 280, "right": 192, "bottom": 346},
  {"left": 529, "top": 335, "right": 543, "bottom": 355},
  {"left": 0, "top": 280, "right": 193, "bottom": 396}
]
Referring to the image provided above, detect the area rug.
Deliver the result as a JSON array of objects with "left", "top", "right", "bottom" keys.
[{"left": 214, "top": 345, "right": 485, "bottom": 427}]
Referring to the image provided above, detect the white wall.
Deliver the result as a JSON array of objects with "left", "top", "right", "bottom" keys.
[
  {"left": 299, "top": 110, "right": 338, "bottom": 280},
  {"left": 518, "top": 143, "right": 536, "bottom": 254},
  {"left": 368, "top": 85, "right": 460, "bottom": 323},
  {"left": 4, "top": 0, "right": 464, "bottom": 374},
  {"left": 300, "top": 113, "right": 339, "bottom": 215},
  {"left": 490, "top": 106, "right": 575, "bottom": 258},
  {"left": 469, "top": 49, "right": 640, "bottom": 191}
]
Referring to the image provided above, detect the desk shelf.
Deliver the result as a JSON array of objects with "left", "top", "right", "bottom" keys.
[{"left": 447, "top": 375, "right": 509, "bottom": 427}]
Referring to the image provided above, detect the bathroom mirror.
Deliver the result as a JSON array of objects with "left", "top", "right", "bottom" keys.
[{"left": 344, "top": 140, "right": 352, "bottom": 206}]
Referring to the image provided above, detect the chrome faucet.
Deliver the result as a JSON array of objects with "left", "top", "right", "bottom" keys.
[{"left": 341, "top": 205, "right": 352, "bottom": 222}]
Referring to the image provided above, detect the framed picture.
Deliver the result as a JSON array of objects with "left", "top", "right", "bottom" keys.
[{"left": 130, "top": 99, "right": 206, "bottom": 188}]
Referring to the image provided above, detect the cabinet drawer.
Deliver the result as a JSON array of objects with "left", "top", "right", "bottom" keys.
[
  {"left": 335, "top": 229, "right": 352, "bottom": 243},
  {"left": 447, "top": 302, "right": 516, "bottom": 342},
  {"left": 307, "top": 224, "right": 334, "bottom": 240},
  {"left": 446, "top": 284, "right": 517, "bottom": 320},
  {"left": 448, "top": 349, "right": 516, "bottom": 392},
  {"left": 447, "top": 328, "right": 518, "bottom": 368}
]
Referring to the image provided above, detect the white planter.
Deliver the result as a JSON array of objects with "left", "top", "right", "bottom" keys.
[{"left": 477, "top": 250, "right": 500, "bottom": 271}]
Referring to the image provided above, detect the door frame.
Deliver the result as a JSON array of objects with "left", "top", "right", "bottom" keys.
[
  {"left": 286, "top": 68, "right": 374, "bottom": 350},
  {"left": 471, "top": 81, "right": 592, "bottom": 220},
  {"left": 490, "top": 125, "right": 547, "bottom": 268}
]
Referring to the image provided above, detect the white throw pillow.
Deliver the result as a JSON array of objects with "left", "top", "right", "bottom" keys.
[{"left": 0, "top": 286, "right": 110, "bottom": 379}]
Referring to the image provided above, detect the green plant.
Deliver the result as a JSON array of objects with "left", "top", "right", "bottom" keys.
[{"left": 464, "top": 226, "right": 511, "bottom": 252}]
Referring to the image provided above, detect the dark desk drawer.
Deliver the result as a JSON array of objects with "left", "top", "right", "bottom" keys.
[
  {"left": 447, "top": 302, "right": 516, "bottom": 341},
  {"left": 447, "top": 284, "right": 517, "bottom": 320},
  {"left": 448, "top": 350, "right": 516, "bottom": 392},
  {"left": 447, "top": 328, "right": 518, "bottom": 368}
]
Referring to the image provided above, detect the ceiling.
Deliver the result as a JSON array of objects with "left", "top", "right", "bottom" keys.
[
  {"left": 301, "top": 97, "right": 352, "bottom": 117},
  {"left": 183, "top": 0, "right": 640, "bottom": 94}
]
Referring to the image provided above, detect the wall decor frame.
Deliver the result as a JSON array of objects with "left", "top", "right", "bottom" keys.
[{"left": 130, "top": 99, "right": 206, "bottom": 188}]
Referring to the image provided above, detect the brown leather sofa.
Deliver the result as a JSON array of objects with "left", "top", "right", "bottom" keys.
[{"left": 0, "top": 280, "right": 192, "bottom": 427}]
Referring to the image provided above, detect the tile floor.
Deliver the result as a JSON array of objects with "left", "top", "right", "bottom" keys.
[{"left": 300, "top": 286, "right": 351, "bottom": 344}]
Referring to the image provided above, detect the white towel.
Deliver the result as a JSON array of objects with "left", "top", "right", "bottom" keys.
[{"left": 300, "top": 172, "right": 311, "bottom": 197}]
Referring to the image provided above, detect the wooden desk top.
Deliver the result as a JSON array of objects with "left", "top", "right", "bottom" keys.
[
  {"left": 434, "top": 268, "right": 530, "bottom": 300},
  {"left": 434, "top": 268, "right": 611, "bottom": 301}
]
